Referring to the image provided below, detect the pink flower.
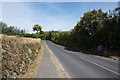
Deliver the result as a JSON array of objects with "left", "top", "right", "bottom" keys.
[{"left": 97, "top": 45, "right": 103, "bottom": 52}]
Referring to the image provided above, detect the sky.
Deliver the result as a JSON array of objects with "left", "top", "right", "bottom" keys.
[
  {"left": 2, "top": 0, "right": 120, "bottom": 2},
  {"left": 1, "top": 1, "right": 119, "bottom": 33}
]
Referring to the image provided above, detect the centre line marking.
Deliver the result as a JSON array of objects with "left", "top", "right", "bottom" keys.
[{"left": 79, "top": 56, "right": 120, "bottom": 76}]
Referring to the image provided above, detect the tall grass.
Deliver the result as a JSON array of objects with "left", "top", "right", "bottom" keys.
[{"left": 2, "top": 35, "right": 41, "bottom": 78}]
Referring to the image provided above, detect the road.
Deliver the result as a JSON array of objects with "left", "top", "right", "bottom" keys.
[{"left": 43, "top": 40, "right": 119, "bottom": 79}]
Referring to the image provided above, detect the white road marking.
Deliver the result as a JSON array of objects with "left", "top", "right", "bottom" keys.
[
  {"left": 91, "top": 55, "right": 118, "bottom": 62},
  {"left": 79, "top": 56, "right": 120, "bottom": 76}
]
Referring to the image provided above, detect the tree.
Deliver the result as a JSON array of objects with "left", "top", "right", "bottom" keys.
[
  {"left": 6, "top": 26, "right": 15, "bottom": 34},
  {"left": 33, "top": 24, "right": 42, "bottom": 34},
  {"left": 79, "top": 9, "right": 108, "bottom": 36},
  {"left": 0, "top": 22, "right": 7, "bottom": 33}
]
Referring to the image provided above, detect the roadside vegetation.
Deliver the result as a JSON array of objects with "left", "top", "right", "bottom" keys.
[
  {"left": 0, "top": 8, "right": 120, "bottom": 79},
  {"left": 0, "top": 19, "right": 44, "bottom": 78},
  {"left": 42, "top": 9, "right": 120, "bottom": 60},
  {"left": 0, "top": 22, "right": 44, "bottom": 38},
  {"left": 1, "top": 35, "right": 41, "bottom": 78}
]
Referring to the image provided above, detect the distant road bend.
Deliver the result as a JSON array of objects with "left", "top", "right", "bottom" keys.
[{"left": 43, "top": 40, "right": 119, "bottom": 78}]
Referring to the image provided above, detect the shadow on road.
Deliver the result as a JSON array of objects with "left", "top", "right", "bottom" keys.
[
  {"left": 64, "top": 47, "right": 95, "bottom": 55},
  {"left": 64, "top": 47, "right": 80, "bottom": 52}
]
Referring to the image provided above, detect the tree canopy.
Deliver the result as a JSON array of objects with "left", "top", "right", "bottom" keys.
[
  {"left": 0, "top": 22, "right": 25, "bottom": 34},
  {"left": 43, "top": 9, "right": 120, "bottom": 53},
  {"left": 33, "top": 24, "right": 42, "bottom": 33}
]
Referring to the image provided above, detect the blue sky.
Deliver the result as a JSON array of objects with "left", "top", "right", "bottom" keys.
[{"left": 2, "top": 2, "right": 118, "bottom": 33}]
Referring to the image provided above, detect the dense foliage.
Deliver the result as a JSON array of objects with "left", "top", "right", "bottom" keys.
[
  {"left": 33, "top": 24, "right": 42, "bottom": 33},
  {"left": 0, "top": 22, "right": 25, "bottom": 35},
  {"left": 0, "top": 22, "right": 44, "bottom": 38},
  {"left": 19, "top": 32, "right": 44, "bottom": 38},
  {"left": 43, "top": 9, "right": 120, "bottom": 55}
]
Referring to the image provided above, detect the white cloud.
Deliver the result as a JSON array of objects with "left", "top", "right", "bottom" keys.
[
  {"left": 2, "top": 2, "right": 35, "bottom": 33},
  {"left": 2, "top": 2, "right": 76, "bottom": 33},
  {"left": 2, "top": 0, "right": 120, "bottom": 2},
  {"left": 33, "top": 12, "right": 75, "bottom": 31},
  {"left": 45, "top": 3, "right": 66, "bottom": 14}
]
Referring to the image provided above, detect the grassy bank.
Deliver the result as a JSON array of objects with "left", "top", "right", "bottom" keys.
[{"left": 1, "top": 34, "right": 42, "bottom": 78}]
